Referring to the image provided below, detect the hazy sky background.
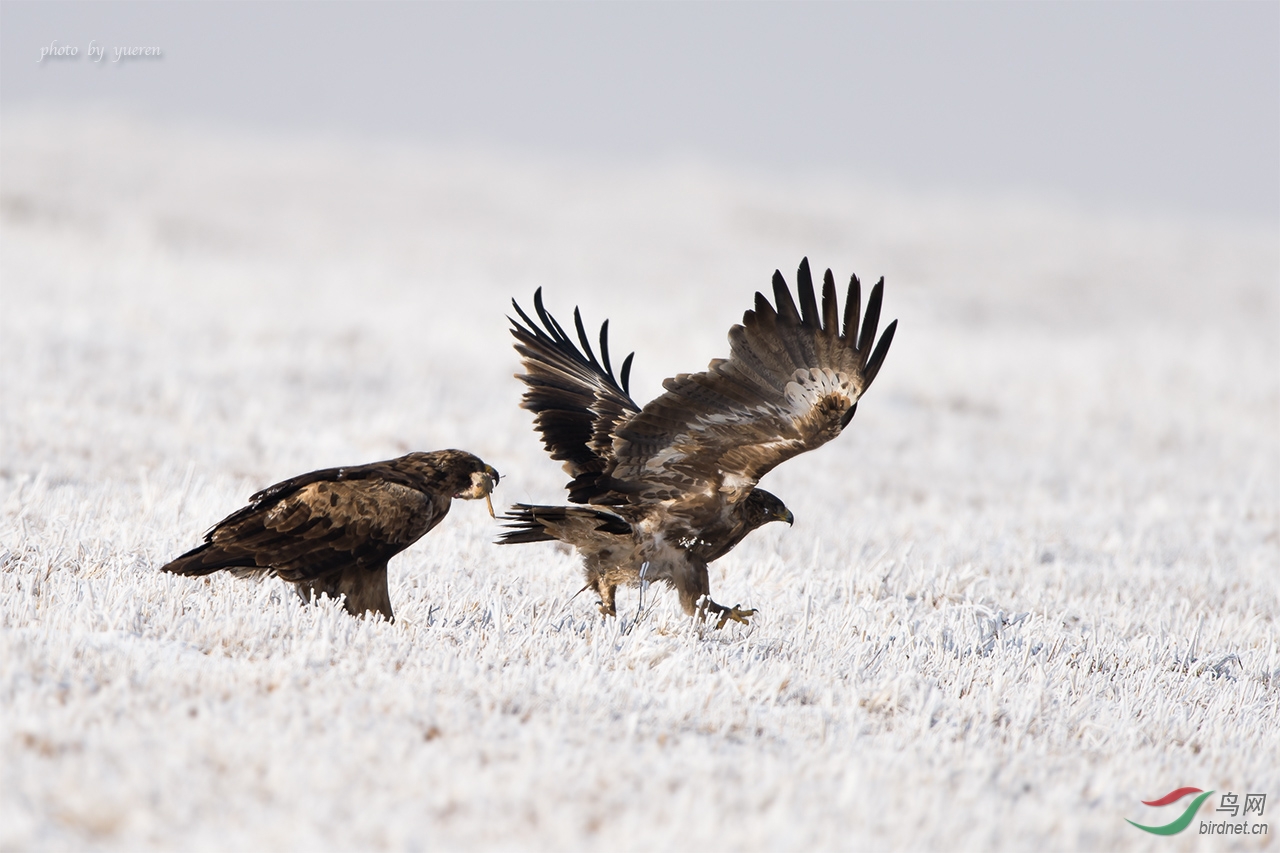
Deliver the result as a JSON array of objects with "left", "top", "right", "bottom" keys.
[{"left": 2, "top": 1, "right": 1277, "bottom": 222}]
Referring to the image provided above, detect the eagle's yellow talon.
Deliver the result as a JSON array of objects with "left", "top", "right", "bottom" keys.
[{"left": 712, "top": 604, "right": 756, "bottom": 629}]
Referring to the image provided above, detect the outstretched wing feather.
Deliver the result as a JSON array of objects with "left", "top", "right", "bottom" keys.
[
  {"left": 864, "top": 319, "right": 898, "bottom": 387},
  {"left": 859, "top": 278, "right": 884, "bottom": 359},
  {"left": 605, "top": 258, "right": 896, "bottom": 505},
  {"left": 510, "top": 288, "right": 641, "bottom": 500}
]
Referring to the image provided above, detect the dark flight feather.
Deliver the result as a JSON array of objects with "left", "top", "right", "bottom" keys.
[{"left": 509, "top": 287, "right": 640, "bottom": 503}]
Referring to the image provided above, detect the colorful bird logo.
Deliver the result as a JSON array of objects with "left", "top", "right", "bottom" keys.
[{"left": 1127, "top": 787, "right": 1214, "bottom": 835}]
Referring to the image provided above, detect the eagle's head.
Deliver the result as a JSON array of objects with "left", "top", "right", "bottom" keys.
[
  {"left": 452, "top": 457, "right": 501, "bottom": 517},
  {"left": 742, "top": 488, "right": 794, "bottom": 530}
]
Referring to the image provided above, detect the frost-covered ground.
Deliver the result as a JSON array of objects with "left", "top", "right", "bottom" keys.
[{"left": 1, "top": 112, "right": 1277, "bottom": 850}]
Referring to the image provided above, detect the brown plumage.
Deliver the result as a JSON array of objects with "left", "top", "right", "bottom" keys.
[
  {"left": 501, "top": 489, "right": 793, "bottom": 618},
  {"left": 499, "top": 258, "right": 895, "bottom": 626},
  {"left": 162, "top": 450, "right": 499, "bottom": 621}
]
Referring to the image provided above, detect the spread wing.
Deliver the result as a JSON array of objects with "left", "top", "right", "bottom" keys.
[
  {"left": 603, "top": 258, "right": 897, "bottom": 505},
  {"left": 510, "top": 288, "right": 641, "bottom": 503}
]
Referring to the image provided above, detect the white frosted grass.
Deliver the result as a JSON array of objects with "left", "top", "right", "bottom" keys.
[{"left": 1, "top": 113, "right": 1277, "bottom": 850}]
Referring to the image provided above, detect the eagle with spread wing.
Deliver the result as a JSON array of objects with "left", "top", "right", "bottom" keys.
[
  {"left": 162, "top": 450, "right": 499, "bottom": 621},
  {"left": 499, "top": 258, "right": 896, "bottom": 626}
]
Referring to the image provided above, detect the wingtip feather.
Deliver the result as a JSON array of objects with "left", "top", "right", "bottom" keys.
[
  {"left": 620, "top": 352, "right": 634, "bottom": 394},
  {"left": 843, "top": 273, "right": 862, "bottom": 340},
  {"left": 859, "top": 278, "right": 885, "bottom": 357},
  {"left": 863, "top": 318, "right": 897, "bottom": 386},
  {"left": 599, "top": 319, "right": 613, "bottom": 376},
  {"left": 796, "top": 259, "right": 819, "bottom": 326},
  {"left": 772, "top": 271, "right": 801, "bottom": 323},
  {"left": 821, "top": 269, "right": 839, "bottom": 332},
  {"left": 753, "top": 290, "right": 777, "bottom": 324},
  {"left": 573, "top": 307, "right": 600, "bottom": 367}
]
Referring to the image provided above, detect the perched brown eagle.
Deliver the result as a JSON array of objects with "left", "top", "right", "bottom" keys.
[
  {"left": 162, "top": 450, "right": 499, "bottom": 621},
  {"left": 499, "top": 258, "right": 896, "bottom": 627}
]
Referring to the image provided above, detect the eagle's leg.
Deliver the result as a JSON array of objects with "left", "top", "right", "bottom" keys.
[
  {"left": 674, "top": 566, "right": 709, "bottom": 617},
  {"left": 294, "top": 563, "right": 394, "bottom": 622},
  {"left": 674, "top": 560, "right": 755, "bottom": 628},
  {"left": 596, "top": 580, "right": 618, "bottom": 617},
  {"left": 294, "top": 576, "right": 337, "bottom": 607},
  {"left": 338, "top": 563, "right": 394, "bottom": 621},
  {"left": 584, "top": 564, "right": 618, "bottom": 617}
]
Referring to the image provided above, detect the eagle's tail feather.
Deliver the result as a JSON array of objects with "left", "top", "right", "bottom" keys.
[
  {"left": 497, "top": 505, "right": 559, "bottom": 544},
  {"left": 497, "top": 503, "right": 631, "bottom": 544},
  {"left": 160, "top": 542, "right": 259, "bottom": 577}
]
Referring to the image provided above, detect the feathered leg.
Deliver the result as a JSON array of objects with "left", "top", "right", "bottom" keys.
[
  {"left": 293, "top": 563, "right": 394, "bottom": 622},
  {"left": 672, "top": 559, "right": 756, "bottom": 628},
  {"left": 673, "top": 560, "right": 709, "bottom": 617},
  {"left": 595, "top": 578, "right": 618, "bottom": 617}
]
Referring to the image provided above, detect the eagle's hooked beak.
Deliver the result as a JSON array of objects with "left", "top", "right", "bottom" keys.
[{"left": 776, "top": 507, "right": 795, "bottom": 527}]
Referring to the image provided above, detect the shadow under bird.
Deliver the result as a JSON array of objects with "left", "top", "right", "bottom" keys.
[
  {"left": 162, "top": 450, "right": 499, "bottom": 621},
  {"left": 499, "top": 258, "right": 897, "bottom": 627}
]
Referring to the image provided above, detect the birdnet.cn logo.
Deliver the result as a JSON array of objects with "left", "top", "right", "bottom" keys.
[{"left": 1127, "top": 787, "right": 1268, "bottom": 836}]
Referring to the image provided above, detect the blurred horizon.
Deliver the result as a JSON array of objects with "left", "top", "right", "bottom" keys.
[{"left": 2, "top": 1, "right": 1277, "bottom": 225}]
